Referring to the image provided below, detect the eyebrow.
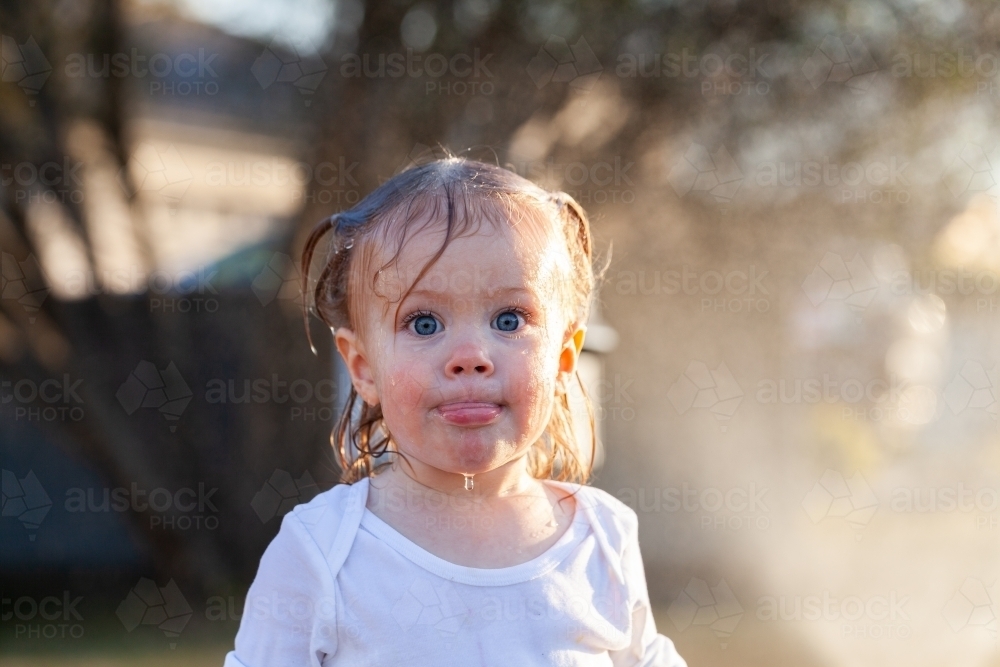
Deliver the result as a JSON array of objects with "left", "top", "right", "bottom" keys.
[{"left": 405, "top": 286, "right": 533, "bottom": 299}]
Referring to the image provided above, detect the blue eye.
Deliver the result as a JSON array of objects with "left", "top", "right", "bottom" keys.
[
  {"left": 411, "top": 314, "right": 440, "bottom": 336},
  {"left": 494, "top": 311, "right": 521, "bottom": 332}
]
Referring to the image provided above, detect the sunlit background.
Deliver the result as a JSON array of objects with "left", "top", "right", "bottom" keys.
[{"left": 1, "top": 0, "right": 998, "bottom": 665}]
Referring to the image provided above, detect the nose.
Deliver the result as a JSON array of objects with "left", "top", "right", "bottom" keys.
[{"left": 444, "top": 341, "right": 494, "bottom": 378}]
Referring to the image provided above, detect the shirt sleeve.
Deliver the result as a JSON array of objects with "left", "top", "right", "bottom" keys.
[
  {"left": 224, "top": 512, "right": 339, "bottom": 667},
  {"left": 609, "top": 514, "right": 687, "bottom": 667}
]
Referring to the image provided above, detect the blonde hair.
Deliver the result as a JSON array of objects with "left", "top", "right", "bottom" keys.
[{"left": 301, "top": 158, "right": 602, "bottom": 484}]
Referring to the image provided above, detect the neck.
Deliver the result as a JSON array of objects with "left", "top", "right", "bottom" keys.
[{"left": 385, "top": 453, "right": 536, "bottom": 500}]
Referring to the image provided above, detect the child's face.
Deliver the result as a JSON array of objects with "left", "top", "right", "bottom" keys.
[{"left": 335, "top": 217, "right": 585, "bottom": 479}]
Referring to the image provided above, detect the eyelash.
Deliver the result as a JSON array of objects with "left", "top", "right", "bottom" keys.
[
  {"left": 400, "top": 309, "right": 435, "bottom": 330},
  {"left": 400, "top": 307, "right": 533, "bottom": 332},
  {"left": 496, "top": 306, "right": 532, "bottom": 331}
]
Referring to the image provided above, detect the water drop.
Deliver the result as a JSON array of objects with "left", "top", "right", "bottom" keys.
[{"left": 462, "top": 474, "right": 474, "bottom": 491}]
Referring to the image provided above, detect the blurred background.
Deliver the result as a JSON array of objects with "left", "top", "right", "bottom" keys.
[{"left": 1, "top": 0, "right": 998, "bottom": 665}]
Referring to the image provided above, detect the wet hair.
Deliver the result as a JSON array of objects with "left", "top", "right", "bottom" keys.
[{"left": 301, "top": 157, "right": 603, "bottom": 484}]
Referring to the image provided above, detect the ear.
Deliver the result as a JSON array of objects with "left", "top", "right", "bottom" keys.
[
  {"left": 335, "top": 327, "right": 380, "bottom": 407},
  {"left": 556, "top": 324, "right": 587, "bottom": 394}
]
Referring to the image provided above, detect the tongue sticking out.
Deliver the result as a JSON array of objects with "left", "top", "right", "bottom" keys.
[{"left": 437, "top": 402, "right": 501, "bottom": 426}]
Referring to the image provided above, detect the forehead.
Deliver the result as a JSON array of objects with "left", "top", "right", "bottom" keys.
[{"left": 370, "top": 201, "right": 569, "bottom": 304}]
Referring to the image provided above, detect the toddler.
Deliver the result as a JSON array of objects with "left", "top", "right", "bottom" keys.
[{"left": 224, "top": 158, "right": 686, "bottom": 666}]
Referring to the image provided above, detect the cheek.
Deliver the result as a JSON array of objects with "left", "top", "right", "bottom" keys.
[
  {"left": 508, "top": 339, "right": 561, "bottom": 413},
  {"left": 382, "top": 358, "right": 443, "bottom": 418}
]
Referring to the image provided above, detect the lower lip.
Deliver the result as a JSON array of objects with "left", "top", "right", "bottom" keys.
[{"left": 436, "top": 402, "right": 502, "bottom": 426}]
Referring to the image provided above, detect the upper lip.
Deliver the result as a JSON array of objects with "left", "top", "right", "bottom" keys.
[{"left": 436, "top": 397, "right": 503, "bottom": 408}]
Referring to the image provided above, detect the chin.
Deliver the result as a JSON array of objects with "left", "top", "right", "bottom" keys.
[{"left": 446, "top": 437, "right": 513, "bottom": 473}]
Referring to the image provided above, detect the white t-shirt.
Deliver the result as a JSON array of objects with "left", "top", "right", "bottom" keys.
[{"left": 224, "top": 477, "right": 686, "bottom": 667}]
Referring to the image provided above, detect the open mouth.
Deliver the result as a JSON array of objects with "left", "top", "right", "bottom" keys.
[{"left": 435, "top": 402, "right": 503, "bottom": 426}]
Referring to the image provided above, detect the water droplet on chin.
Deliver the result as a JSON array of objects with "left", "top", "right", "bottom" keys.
[{"left": 463, "top": 474, "right": 474, "bottom": 491}]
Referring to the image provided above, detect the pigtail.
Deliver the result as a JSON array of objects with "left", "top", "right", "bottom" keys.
[
  {"left": 301, "top": 212, "right": 394, "bottom": 483},
  {"left": 300, "top": 214, "right": 337, "bottom": 355},
  {"left": 332, "top": 388, "right": 393, "bottom": 483},
  {"left": 529, "top": 191, "right": 602, "bottom": 484},
  {"left": 553, "top": 192, "right": 593, "bottom": 261}
]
